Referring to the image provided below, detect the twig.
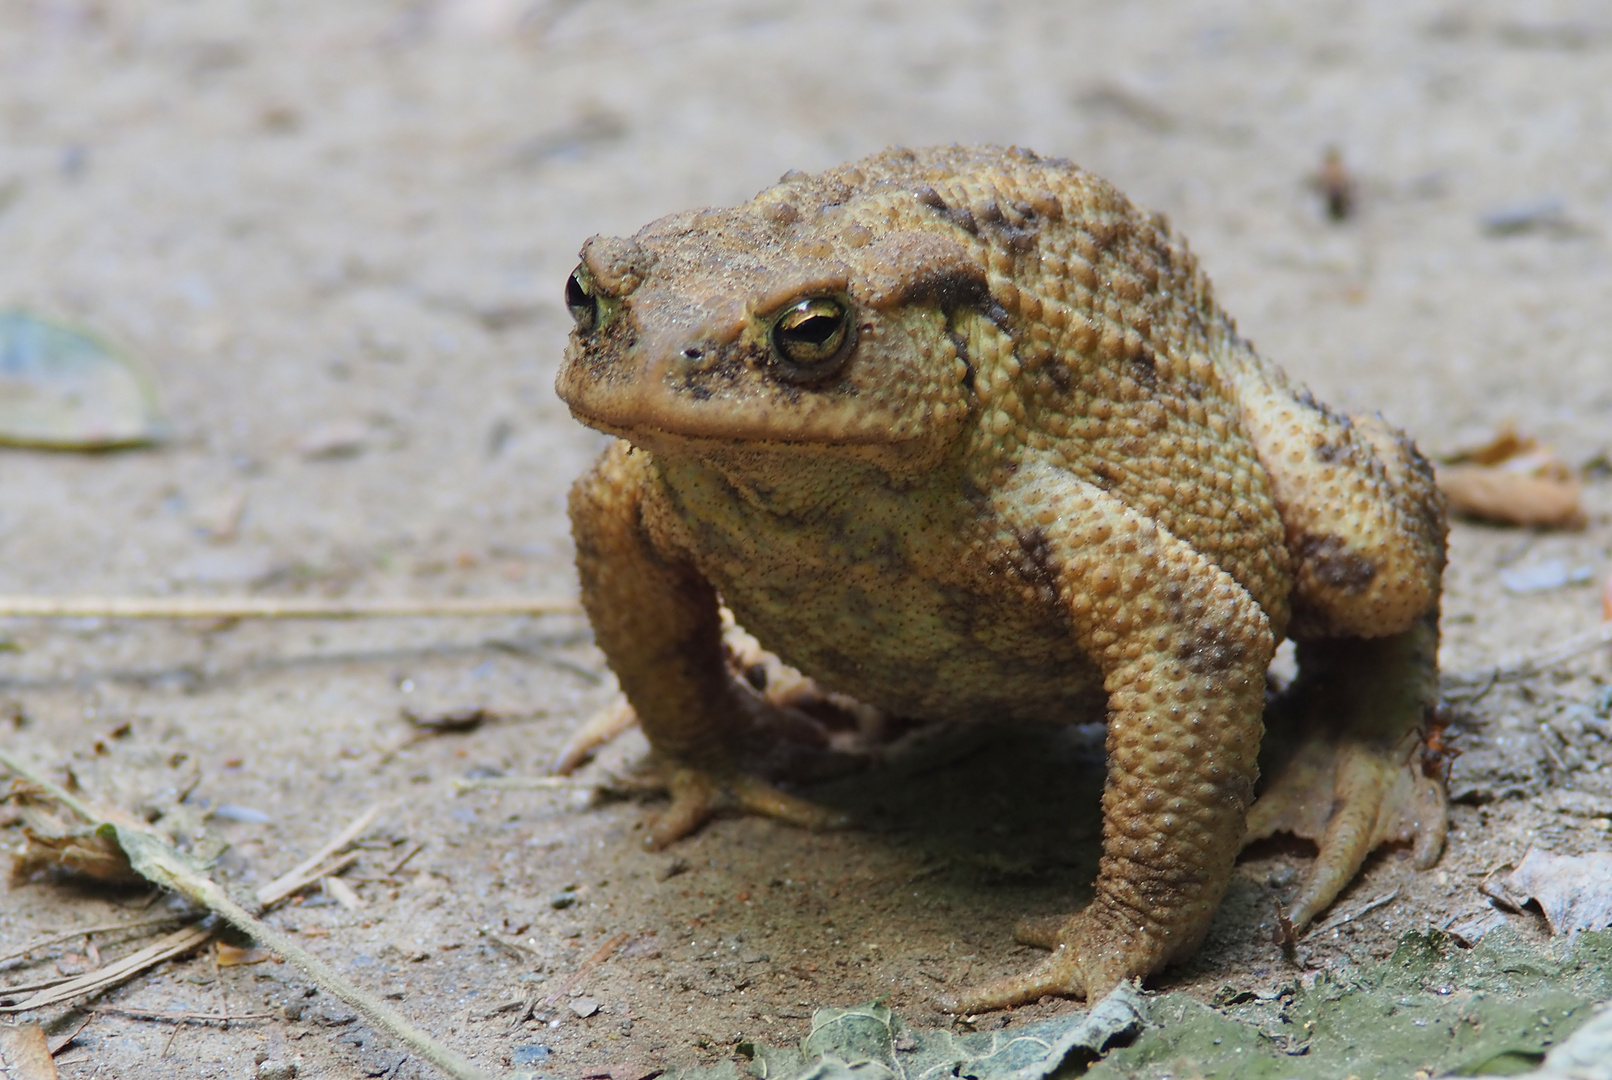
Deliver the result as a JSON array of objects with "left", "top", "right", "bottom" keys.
[
  {"left": 0, "top": 595, "right": 580, "bottom": 620},
  {"left": 2, "top": 926, "right": 214, "bottom": 1010},
  {"left": 256, "top": 804, "right": 383, "bottom": 907},
  {"left": 451, "top": 775, "right": 596, "bottom": 794},
  {"left": 0, "top": 750, "right": 494, "bottom": 1080},
  {"left": 48, "top": 1014, "right": 94, "bottom": 1056},
  {"left": 1446, "top": 622, "right": 1612, "bottom": 688},
  {"left": 384, "top": 842, "right": 424, "bottom": 877},
  {"left": 544, "top": 932, "right": 629, "bottom": 1005},
  {"left": 90, "top": 1006, "right": 275, "bottom": 1023},
  {"left": 1305, "top": 887, "right": 1401, "bottom": 938},
  {"left": 0, "top": 914, "right": 194, "bottom": 969}
]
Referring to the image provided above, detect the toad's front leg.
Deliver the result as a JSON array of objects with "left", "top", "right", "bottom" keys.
[
  {"left": 569, "top": 440, "right": 848, "bottom": 850},
  {"left": 942, "top": 470, "right": 1274, "bottom": 1012}
]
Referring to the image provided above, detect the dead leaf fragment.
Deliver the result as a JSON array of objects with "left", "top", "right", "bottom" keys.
[
  {"left": 1436, "top": 425, "right": 1585, "bottom": 529},
  {"left": 0, "top": 1023, "right": 59, "bottom": 1080},
  {"left": 0, "top": 311, "right": 162, "bottom": 450},
  {"left": 13, "top": 822, "right": 140, "bottom": 886},
  {"left": 1484, "top": 847, "right": 1612, "bottom": 934},
  {"left": 216, "top": 941, "right": 271, "bottom": 967}
]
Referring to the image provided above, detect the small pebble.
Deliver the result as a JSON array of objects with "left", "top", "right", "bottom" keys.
[
  {"left": 511, "top": 1044, "right": 552, "bottom": 1065},
  {"left": 258, "top": 1061, "right": 296, "bottom": 1080},
  {"left": 212, "top": 803, "right": 271, "bottom": 824},
  {"left": 570, "top": 996, "right": 600, "bottom": 1019}
]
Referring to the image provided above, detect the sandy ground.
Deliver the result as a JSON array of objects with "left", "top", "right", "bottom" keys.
[{"left": 2, "top": 1, "right": 1611, "bottom": 1077}]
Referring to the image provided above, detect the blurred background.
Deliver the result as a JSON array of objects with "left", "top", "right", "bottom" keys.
[
  {"left": 1, "top": 0, "right": 1606, "bottom": 604},
  {"left": 1, "top": 2, "right": 1609, "bottom": 1076}
]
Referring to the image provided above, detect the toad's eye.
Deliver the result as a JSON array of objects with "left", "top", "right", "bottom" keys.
[
  {"left": 565, "top": 268, "right": 598, "bottom": 333},
  {"left": 768, "top": 297, "right": 852, "bottom": 380}
]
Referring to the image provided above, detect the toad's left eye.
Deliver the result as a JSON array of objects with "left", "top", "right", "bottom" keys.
[
  {"left": 768, "top": 297, "right": 852, "bottom": 380},
  {"left": 565, "top": 268, "right": 598, "bottom": 333}
]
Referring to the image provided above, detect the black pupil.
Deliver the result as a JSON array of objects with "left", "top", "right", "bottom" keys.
[
  {"left": 786, "top": 313, "right": 840, "bottom": 346},
  {"left": 565, "top": 273, "right": 590, "bottom": 311}
]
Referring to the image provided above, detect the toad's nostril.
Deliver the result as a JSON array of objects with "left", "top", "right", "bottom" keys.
[{"left": 682, "top": 347, "right": 704, "bottom": 360}]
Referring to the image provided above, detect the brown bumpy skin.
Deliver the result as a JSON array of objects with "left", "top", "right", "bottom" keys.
[{"left": 556, "top": 145, "right": 1448, "bottom": 1011}]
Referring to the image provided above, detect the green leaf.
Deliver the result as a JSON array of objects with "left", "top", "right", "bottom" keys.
[{"left": 0, "top": 311, "right": 162, "bottom": 448}]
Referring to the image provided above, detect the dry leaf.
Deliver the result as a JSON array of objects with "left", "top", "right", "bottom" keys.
[
  {"left": 0, "top": 1023, "right": 58, "bottom": 1080},
  {"left": 1436, "top": 425, "right": 1586, "bottom": 529},
  {"left": 13, "top": 823, "right": 140, "bottom": 885},
  {"left": 1485, "top": 848, "right": 1612, "bottom": 934},
  {"left": 216, "top": 941, "right": 271, "bottom": 967}
]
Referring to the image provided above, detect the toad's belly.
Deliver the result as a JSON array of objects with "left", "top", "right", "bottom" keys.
[
  {"left": 655, "top": 455, "right": 1107, "bottom": 723},
  {"left": 714, "top": 565, "right": 1107, "bottom": 725}
]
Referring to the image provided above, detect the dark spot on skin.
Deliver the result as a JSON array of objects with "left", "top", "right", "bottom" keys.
[
  {"left": 1012, "top": 527, "right": 1061, "bottom": 608},
  {"left": 1297, "top": 533, "right": 1378, "bottom": 592},
  {"left": 1002, "top": 227, "right": 1037, "bottom": 255},
  {"left": 743, "top": 663, "right": 768, "bottom": 692},
  {"left": 913, "top": 185, "right": 948, "bottom": 212},
  {"left": 1294, "top": 386, "right": 1350, "bottom": 429},
  {"left": 984, "top": 302, "right": 1015, "bottom": 335},
  {"left": 1130, "top": 349, "right": 1158, "bottom": 391},
  {"left": 1174, "top": 620, "right": 1246, "bottom": 676},
  {"left": 1312, "top": 436, "right": 1346, "bottom": 463},
  {"left": 1088, "top": 461, "right": 1122, "bottom": 490},
  {"left": 971, "top": 198, "right": 1039, "bottom": 255},
  {"left": 1400, "top": 432, "right": 1441, "bottom": 488},
  {"left": 950, "top": 205, "right": 978, "bottom": 234},
  {"left": 901, "top": 267, "right": 993, "bottom": 315},
  {"left": 1045, "top": 358, "right": 1071, "bottom": 394},
  {"left": 667, "top": 340, "right": 774, "bottom": 398}
]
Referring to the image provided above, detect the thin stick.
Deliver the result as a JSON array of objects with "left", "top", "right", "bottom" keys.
[
  {"left": 451, "top": 775, "right": 596, "bottom": 794},
  {"left": 0, "top": 750, "right": 495, "bottom": 1080},
  {"left": 256, "top": 804, "right": 383, "bottom": 907},
  {"left": 2, "top": 926, "right": 213, "bottom": 1010},
  {"left": 0, "top": 595, "right": 580, "bottom": 620},
  {"left": 91, "top": 1006, "right": 274, "bottom": 1023},
  {"left": 384, "top": 842, "right": 424, "bottom": 877},
  {"left": 0, "top": 915, "right": 194, "bottom": 969}
]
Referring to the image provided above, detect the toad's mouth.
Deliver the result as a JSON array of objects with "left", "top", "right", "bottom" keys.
[{"left": 556, "top": 344, "right": 927, "bottom": 448}]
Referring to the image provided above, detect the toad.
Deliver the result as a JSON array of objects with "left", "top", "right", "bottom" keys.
[{"left": 554, "top": 145, "right": 1448, "bottom": 1012}]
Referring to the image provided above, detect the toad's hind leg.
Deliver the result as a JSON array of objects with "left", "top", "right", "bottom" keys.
[
  {"left": 1245, "top": 616, "right": 1447, "bottom": 928},
  {"left": 1233, "top": 377, "right": 1450, "bottom": 929}
]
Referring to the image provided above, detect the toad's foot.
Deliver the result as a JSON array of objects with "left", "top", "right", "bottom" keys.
[
  {"left": 553, "top": 611, "right": 884, "bottom": 777},
  {"left": 1244, "top": 619, "right": 1448, "bottom": 929},
  {"left": 554, "top": 699, "right": 639, "bottom": 776},
  {"left": 939, "top": 909, "right": 1146, "bottom": 1013},
  {"left": 644, "top": 765, "right": 850, "bottom": 851}
]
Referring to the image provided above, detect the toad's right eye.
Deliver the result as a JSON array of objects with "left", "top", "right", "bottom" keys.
[{"left": 566, "top": 268, "right": 598, "bottom": 333}]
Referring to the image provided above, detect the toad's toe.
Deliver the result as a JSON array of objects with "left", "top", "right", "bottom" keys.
[{"left": 1248, "top": 730, "right": 1446, "bottom": 927}]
